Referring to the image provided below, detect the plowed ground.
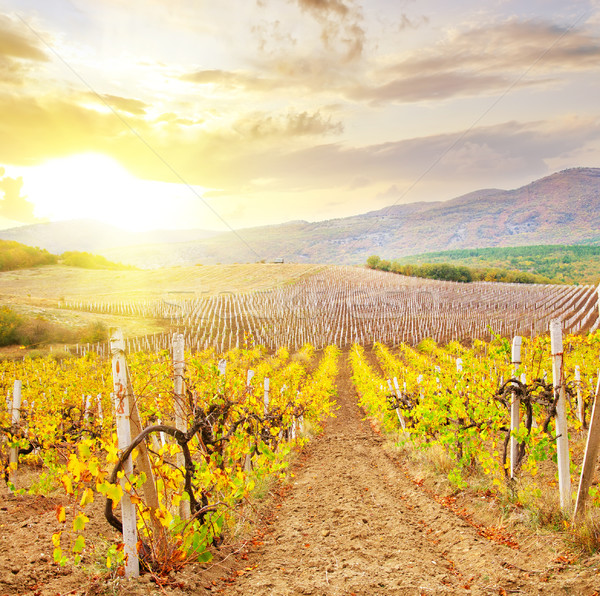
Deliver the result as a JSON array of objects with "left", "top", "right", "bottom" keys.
[
  {"left": 216, "top": 354, "right": 600, "bottom": 596},
  {"left": 1, "top": 353, "right": 599, "bottom": 595}
]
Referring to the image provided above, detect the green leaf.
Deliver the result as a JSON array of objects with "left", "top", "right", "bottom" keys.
[
  {"left": 197, "top": 550, "right": 213, "bottom": 563},
  {"left": 73, "top": 535, "right": 85, "bottom": 553}
]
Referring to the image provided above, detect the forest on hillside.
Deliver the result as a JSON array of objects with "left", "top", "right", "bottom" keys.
[{"left": 385, "top": 244, "right": 600, "bottom": 284}]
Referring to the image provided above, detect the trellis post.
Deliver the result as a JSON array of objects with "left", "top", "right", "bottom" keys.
[
  {"left": 173, "top": 332, "right": 190, "bottom": 520},
  {"left": 244, "top": 370, "right": 255, "bottom": 472},
  {"left": 574, "top": 366, "right": 583, "bottom": 425},
  {"left": 264, "top": 378, "right": 270, "bottom": 415},
  {"left": 574, "top": 376, "right": 600, "bottom": 519},
  {"left": 110, "top": 332, "right": 139, "bottom": 578},
  {"left": 8, "top": 380, "right": 22, "bottom": 491},
  {"left": 510, "top": 336, "right": 522, "bottom": 479},
  {"left": 550, "top": 320, "right": 571, "bottom": 513},
  {"left": 389, "top": 378, "right": 407, "bottom": 432}
]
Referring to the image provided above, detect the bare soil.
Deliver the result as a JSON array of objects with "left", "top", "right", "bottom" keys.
[{"left": 1, "top": 353, "right": 600, "bottom": 595}]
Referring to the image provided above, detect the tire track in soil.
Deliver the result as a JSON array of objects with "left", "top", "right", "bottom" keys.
[{"left": 218, "top": 353, "right": 594, "bottom": 596}]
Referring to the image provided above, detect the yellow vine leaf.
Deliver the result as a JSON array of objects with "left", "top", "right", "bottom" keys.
[
  {"left": 73, "top": 513, "right": 90, "bottom": 532},
  {"left": 80, "top": 488, "right": 94, "bottom": 507},
  {"left": 61, "top": 474, "right": 73, "bottom": 495}
]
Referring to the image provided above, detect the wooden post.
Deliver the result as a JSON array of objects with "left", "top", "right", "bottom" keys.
[
  {"left": 574, "top": 376, "right": 600, "bottom": 519},
  {"left": 8, "top": 380, "right": 22, "bottom": 491},
  {"left": 510, "top": 336, "right": 522, "bottom": 479},
  {"left": 110, "top": 335, "right": 139, "bottom": 578},
  {"left": 550, "top": 320, "right": 572, "bottom": 513},
  {"left": 172, "top": 333, "right": 190, "bottom": 520}
]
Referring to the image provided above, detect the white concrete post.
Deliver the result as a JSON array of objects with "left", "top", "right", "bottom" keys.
[
  {"left": 392, "top": 377, "right": 407, "bottom": 432},
  {"left": 96, "top": 394, "right": 103, "bottom": 424},
  {"left": 574, "top": 366, "right": 583, "bottom": 425},
  {"left": 172, "top": 332, "right": 190, "bottom": 520},
  {"left": 110, "top": 330, "right": 139, "bottom": 578},
  {"left": 510, "top": 336, "right": 522, "bottom": 479},
  {"left": 264, "top": 378, "right": 270, "bottom": 416},
  {"left": 8, "top": 380, "right": 22, "bottom": 491},
  {"left": 550, "top": 320, "right": 571, "bottom": 513}
]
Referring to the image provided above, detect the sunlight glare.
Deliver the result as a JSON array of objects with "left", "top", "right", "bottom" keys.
[{"left": 21, "top": 153, "right": 211, "bottom": 232}]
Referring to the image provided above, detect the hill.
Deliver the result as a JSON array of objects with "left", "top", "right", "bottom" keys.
[
  {"left": 1, "top": 168, "right": 599, "bottom": 267},
  {"left": 0, "top": 219, "right": 220, "bottom": 254},
  {"left": 0, "top": 239, "right": 57, "bottom": 271},
  {"left": 393, "top": 245, "right": 600, "bottom": 285}
]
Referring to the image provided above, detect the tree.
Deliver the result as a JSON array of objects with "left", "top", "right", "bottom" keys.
[{"left": 366, "top": 255, "right": 380, "bottom": 269}]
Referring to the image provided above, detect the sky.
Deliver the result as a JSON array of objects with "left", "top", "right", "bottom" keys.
[{"left": 0, "top": 0, "right": 599, "bottom": 233}]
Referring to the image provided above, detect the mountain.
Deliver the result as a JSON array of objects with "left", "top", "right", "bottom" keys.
[
  {"left": 1, "top": 168, "right": 599, "bottom": 267},
  {"left": 0, "top": 219, "right": 220, "bottom": 254}
]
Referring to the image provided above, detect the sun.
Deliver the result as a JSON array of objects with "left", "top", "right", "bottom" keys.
[
  {"left": 17, "top": 153, "right": 213, "bottom": 232},
  {"left": 23, "top": 153, "right": 150, "bottom": 230}
]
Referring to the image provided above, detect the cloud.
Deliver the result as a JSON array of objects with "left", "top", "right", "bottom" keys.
[
  {"left": 180, "top": 59, "right": 351, "bottom": 96},
  {"left": 350, "top": 72, "right": 538, "bottom": 104},
  {"left": 352, "top": 19, "right": 600, "bottom": 104},
  {"left": 79, "top": 92, "right": 148, "bottom": 115},
  {"left": 232, "top": 110, "right": 344, "bottom": 140},
  {"left": 375, "top": 184, "right": 402, "bottom": 201},
  {"left": 101, "top": 94, "right": 148, "bottom": 116},
  {"left": 397, "top": 13, "right": 429, "bottom": 31},
  {"left": 2, "top": 86, "right": 598, "bottom": 199},
  {"left": 292, "top": 0, "right": 366, "bottom": 62},
  {"left": 0, "top": 91, "right": 344, "bottom": 189},
  {"left": 0, "top": 15, "right": 48, "bottom": 85},
  {"left": 238, "top": 117, "right": 600, "bottom": 194},
  {"left": 179, "top": 68, "right": 280, "bottom": 93},
  {"left": 0, "top": 15, "right": 47, "bottom": 61},
  {"left": 180, "top": 17, "right": 600, "bottom": 106},
  {"left": 0, "top": 167, "right": 43, "bottom": 223}
]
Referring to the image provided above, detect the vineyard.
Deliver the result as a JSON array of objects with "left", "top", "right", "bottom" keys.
[
  {"left": 1, "top": 264, "right": 600, "bottom": 594},
  {"left": 60, "top": 265, "right": 599, "bottom": 354}
]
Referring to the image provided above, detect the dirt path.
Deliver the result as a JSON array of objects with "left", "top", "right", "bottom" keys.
[
  {"left": 0, "top": 352, "right": 598, "bottom": 595},
  {"left": 219, "top": 354, "right": 598, "bottom": 596}
]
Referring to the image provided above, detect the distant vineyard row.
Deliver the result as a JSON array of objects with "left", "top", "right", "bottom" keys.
[{"left": 61, "top": 266, "right": 600, "bottom": 354}]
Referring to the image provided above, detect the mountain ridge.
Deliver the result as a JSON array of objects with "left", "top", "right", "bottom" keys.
[{"left": 1, "top": 167, "right": 598, "bottom": 267}]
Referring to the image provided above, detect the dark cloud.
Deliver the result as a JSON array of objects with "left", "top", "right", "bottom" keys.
[{"left": 0, "top": 168, "right": 42, "bottom": 223}]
